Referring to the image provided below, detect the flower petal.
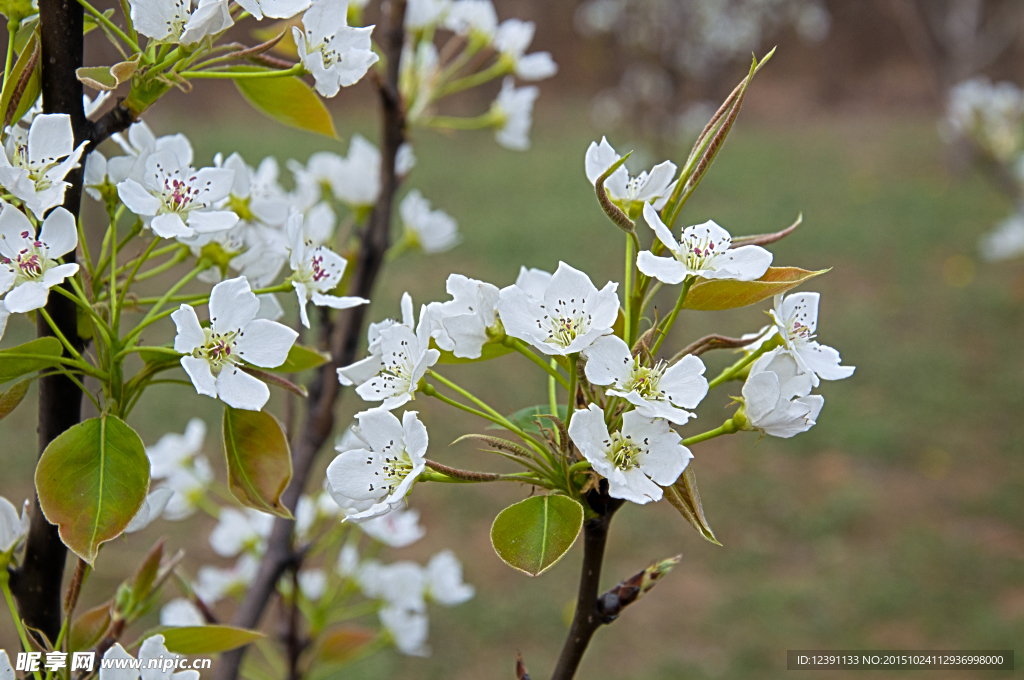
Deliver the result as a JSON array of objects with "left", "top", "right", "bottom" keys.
[
  {"left": 3, "top": 282, "right": 49, "bottom": 312},
  {"left": 215, "top": 366, "right": 270, "bottom": 411},
  {"left": 181, "top": 356, "right": 218, "bottom": 399},
  {"left": 636, "top": 251, "right": 687, "bottom": 284},
  {"left": 210, "top": 276, "right": 259, "bottom": 333},
  {"left": 38, "top": 207, "right": 77, "bottom": 257},
  {"left": 235, "top": 318, "right": 298, "bottom": 368}
]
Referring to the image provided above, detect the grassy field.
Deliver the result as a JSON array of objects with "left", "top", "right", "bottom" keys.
[{"left": 2, "top": 103, "right": 1022, "bottom": 679}]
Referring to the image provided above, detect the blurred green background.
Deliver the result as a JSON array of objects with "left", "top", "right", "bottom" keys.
[{"left": 4, "top": 1, "right": 1024, "bottom": 677}]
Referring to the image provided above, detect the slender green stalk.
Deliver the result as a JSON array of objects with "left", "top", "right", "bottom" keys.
[
  {"left": 706, "top": 335, "right": 781, "bottom": 390},
  {"left": 75, "top": 0, "right": 142, "bottom": 54},
  {"left": 116, "top": 236, "right": 163, "bottom": 329},
  {"left": 50, "top": 286, "right": 112, "bottom": 346},
  {"left": 567, "top": 460, "right": 591, "bottom": 476},
  {"left": 119, "top": 0, "right": 138, "bottom": 45},
  {"left": 55, "top": 365, "right": 101, "bottom": 412},
  {"left": 120, "top": 265, "right": 204, "bottom": 348},
  {"left": 565, "top": 354, "right": 578, "bottom": 429},
  {"left": 3, "top": 19, "right": 16, "bottom": 85},
  {"left": 509, "top": 339, "right": 570, "bottom": 389},
  {"left": 682, "top": 418, "right": 739, "bottom": 446},
  {"left": 433, "top": 59, "right": 509, "bottom": 98},
  {"left": 1, "top": 575, "right": 44, "bottom": 680},
  {"left": 116, "top": 242, "right": 184, "bottom": 279},
  {"left": 623, "top": 233, "right": 634, "bottom": 345},
  {"left": 180, "top": 64, "right": 303, "bottom": 79},
  {"left": 422, "top": 112, "right": 497, "bottom": 130},
  {"left": 548, "top": 360, "right": 559, "bottom": 420},
  {"left": 650, "top": 276, "right": 694, "bottom": 356},
  {"left": 39, "top": 308, "right": 84, "bottom": 362}
]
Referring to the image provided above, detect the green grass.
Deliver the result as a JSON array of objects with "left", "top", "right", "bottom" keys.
[{"left": 2, "top": 104, "right": 1023, "bottom": 679}]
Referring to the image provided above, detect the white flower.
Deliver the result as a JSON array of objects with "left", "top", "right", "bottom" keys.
[
  {"left": 494, "top": 19, "right": 557, "bottom": 81},
  {"left": 980, "top": 213, "right": 1024, "bottom": 261},
  {"left": 325, "top": 409, "right": 429, "bottom": 521},
  {"left": 497, "top": 261, "right": 619, "bottom": 356},
  {"left": 286, "top": 210, "right": 368, "bottom": 328},
  {"left": 100, "top": 636, "right": 199, "bottom": 680},
  {"left": 336, "top": 543, "right": 360, "bottom": 576},
  {"left": 347, "top": 299, "right": 439, "bottom": 410},
  {"left": 424, "top": 550, "right": 474, "bottom": 606},
  {"left": 161, "top": 456, "right": 213, "bottom": 520},
  {"left": 741, "top": 349, "right": 823, "bottom": 438},
  {"left": 405, "top": 0, "right": 450, "bottom": 29},
  {"left": 298, "top": 569, "right": 327, "bottom": 600},
  {"left": 399, "top": 189, "right": 459, "bottom": 253},
  {"left": 160, "top": 598, "right": 206, "bottom": 627},
  {"left": 568, "top": 405, "right": 691, "bottom": 505},
  {"left": 583, "top": 335, "right": 707, "bottom": 425},
  {"left": 293, "top": 0, "right": 379, "bottom": 98},
  {"left": 584, "top": 137, "right": 676, "bottom": 215},
  {"left": 0, "top": 496, "right": 29, "bottom": 554},
  {"left": 380, "top": 605, "right": 430, "bottom": 656},
  {"left": 769, "top": 292, "right": 854, "bottom": 387},
  {"left": 421, "top": 274, "right": 499, "bottom": 358},
  {"left": 0, "top": 114, "right": 87, "bottom": 218},
  {"left": 193, "top": 554, "right": 260, "bottom": 603},
  {"left": 637, "top": 204, "right": 773, "bottom": 284},
  {"left": 84, "top": 92, "right": 111, "bottom": 119},
  {"left": 360, "top": 507, "right": 425, "bottom": 547},
  {"left": 219, "top": 152, "right": 291, "bottom": 227},
  {"left": 129, "top": 0, "right": 233, "bottom": 45},
  {"left": 945, "top": 77, "right": 1024, "bottom": 162},
  {"left": 1, "top": 651, "right": 13, "bottom": 680},
  {"left": 443, "top": 0, "right": 496, "bottom": 39},
  {"left": 359, "top": 560, "right": 426, "bottom": 611},
  {"left": 491, "top": 77, "right": 538, "bottom": 150},
  {"left": 0, "top": 205, "right": 79, "bottom": 315},
  {"left": 117, "top": 147, "right": 238, "bottom": 239},
  {"left": 513, "top": 266, "right": 551, "bottom": 297},
  {"left": 125, "top": 488, "right": 175, "bottom": 533},
  {"left": 234, "top": 0, "right": 309, "bottom": 20},
  {"left": 146, "top": 418, "right": 207, "bottom": 479},
  {"left": 209, "top": 507, "right": 274, "bottom": 557},
  {"left": 172, "top": 276, "right": 298, "bottom": 411},
  {"left": 401, "top": 40, "right": 441, "bottom": 122},
  {"left": 110, "top": 121, "right": 193, "bottom": 186}
]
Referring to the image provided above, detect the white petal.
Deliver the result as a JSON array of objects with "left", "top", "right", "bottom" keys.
[
  {"left": 181, "top": 356, "right": 218, "bottom": 399},
  {"left": 642, "top": 202, "right": 679, "bottom": 250},
  {"left": 117, "top": 179, "right": 162, "bottom": 216},
  {"left": 310, "top": 292, "right": 369, "bottom": 310},
  {"left": 151, "top": 212, "right": 194, "bottom": 239},
  {"left": 187, "top": 210, "right": 239, "bottom": 234},
  {"left": 634, "top": 160, "right": 676, "bottom": 201},
  {"left": 582, "top": 334, "right": 633, "bottom": 387},
  {"left": 797, "top": 342, "right": 855, "bottom": 382},
  {"left": 39, "top": 207, "right": 77, "bottom": 257},
  {"left": 3, "top": 282, "right": 50, "bottom": 312},
  {"left": 659, "top": 354, "right": 708, "bottom": 408},
  {"left": 215, "top": 367, "right": 270, "bottom": 411},
  {"left": 28, "top": 114, "right": 74, "bottom": 166},
  {"left": 635, "top": 251, "right": 687, "bottom": 285},
  {"left": 209, "top": 276, "right": 259, "bottom": 333},
  {"left": 707, "top": 244, "right": 772, "bottom": 281},
  {"left": 235, "top": 318, "right": 298, "bottom": 368},
  {"left": 172, "top": 305, "right": 206, "bottom": 353}
]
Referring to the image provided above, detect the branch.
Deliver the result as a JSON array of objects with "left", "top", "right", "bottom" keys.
[
  {"left": 550, "top": 490, "right": 623, "bottom": 680},
  {"left": 670, "top": 334, "right": 751, "bottom": 361},
  {"left": 214, "top": 3, "right": 408, "bottom": 679}
]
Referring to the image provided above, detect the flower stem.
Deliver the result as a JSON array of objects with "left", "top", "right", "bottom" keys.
[
  {"left": 75, "top": 0, "right": 142, "bottom": 55},
  {"left": 650, "top": 276, "right": 693, "bottom": 357},
  {"left": 433, "top": 59, "right": 509, "bottom": 99},
  {"left": 120, "top": 265, "right": 205, "bottom": 349},
  {"left": 548, "top": 360, "right": 559, "bottom": 421},
  {"left": 623, "top": 234, "right": 634, "bottom": 346},
  {"left": 682, "top": 418, "right": 740, "bottom": 446},
  {"left": 508, "top": 338, "right": 570, "bottom": 389},
  {"left": 1, "top": 574, "right": 44, "bottom": 680},
  {"left": 565, "top": 354, "right": 578, "bottom": 430},
  {"left": 180, "top": 64, "right": 303, "bottom": 79},
  {"left": 4, "top": 19, "right": 18, "bottom": 88},
  {"left": 422, "top": 111, "right": 497, "bottom": 130},
  {"left": 39, "top": 308, "right": 84, "bottom": 362}
]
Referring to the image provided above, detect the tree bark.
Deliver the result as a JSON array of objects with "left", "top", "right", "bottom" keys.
[
  {"left": 550, "top": 491, "right": 624, "bottom": 680},
  {"left": 215, "top": 3, "right": 407, "bottom": 679}
]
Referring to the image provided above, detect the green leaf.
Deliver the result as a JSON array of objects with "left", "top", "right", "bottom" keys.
[
  {"left": 490, "top": 495, "right": 583, "bottom": 577},
  {"left": 222, "top": 407, "right": 294, "bottom": 518},
  {"left": 69, "top": 600, "right": 112, "bottom": 653},
  {"left": 160, "top": 625, "right": 264, "bottom": 654},
  {"left": 130, "top": 538, "right": 165, "bottom": 604},
  {"left": 0, "top": 27, "right": 39, "bottom": 136},
  {"left": 0, "top": 337, "right": 63, "bottom": 384},
  {"left": 662, "top": 466, "right": 720, "bottom": 545},
  {"left": 266, "top": 343, "right": 330, "bottom": 372},
  {"left": 76, "top": 66, "right": 118, "bottom": 90},
  {"left": 489, "top": 404, "right": 568, "bottom": 434},
  {"left": 683, "top": 267, "right": 828, "bottom": 312},
  {"left": 35, "top": 415, "right": 150, "bottom": 564},
  {"left": 313, "top": 626, "right": 376, "bottom": 665},
  {"left": 0, "top": 378, "right": 30, "bottom": 421},
  {"left": 233, "top": 68, "right": 337, "bottom": 138},
  {"left": 434, "top": 340, "right": 514, "bottom": 364}
]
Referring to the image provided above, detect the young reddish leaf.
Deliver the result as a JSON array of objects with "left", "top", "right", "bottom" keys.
[
  {"left": 662, "top": 466, "right": 720, "bottom": 545},
  {"left": 35, "top": 415, "right": 150, "bottom": 564},
  {"left": 222, "top": 407, "right": 294, "bottom": 518},
  {"left": 490, "top": 495, "right": 583, "bottom": 577},
  {"left": 233, "top": 68, "right": 337, "bottom": 138},
  {"left": 130, "top": 538, "right": 166, "bottom": 604},
  {"left": 69, "top": 600, "right": 112, "bottom": 652},
  {"left": 314, "top": 627, "right": 376, "bottom": 664},
  {"left": 683, "top": 267, "right": 828, "bottom": 312},
  {"left": 159, "top": 625, "right": 265, "bottom": 654}
]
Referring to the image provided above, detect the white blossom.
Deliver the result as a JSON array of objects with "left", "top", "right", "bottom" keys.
[
  {"left": 0, "top": 114, "right": 87, "bottom": 218},
  {"left": 160, "top": 598, "right": 206, "bottom": 627},
  {"left": 379, "top": 605, "right": 430, "bottom": 656},
  {"left": 584, "top": 137, "right": 676, "bottom": 215},
  {"left": 360, "top": 507, "right": 425, "bottom": 547},
  {"left": 100, "top": 636, "right": 199, "bottom": 680},
  {"left": 1, "top": 651, "right": 13, "bottom": 680},
  {"left": 359, "top": 560, "right": 426, "bottom": 611},
  {"left": 298, "top": 569, "right": 327, "bottom": 600},
  {"left": 293, "top": 0, "right": 379, "bottom": 98},
  {"left": 172, "top": 276, "right": 298, "bottom": 411},
  {"left": 0, "top": 496, "right": 29, "bottom": 554},
  {"left": 336, "top": 543, "right": 360, "bottom": 576},
  {"left": 497, "top": 261, "right": 618, "bottom": 356},
  {"left": 124, "top": 488, "right": 175, "bottom": 533},
  {"left": 491, "top": 77, "right": 538, "bottom": 150},
  {"left": 421, "top": 274, "right": 499, "bottom": 358},
  {"left": 286, "top": 210, "right": 368, "bottom": 328},
  {"left": 234, "top": 0, "right": 310, "bottom": 20},
  {"left": 146, "top": 418, "right": 207, "bottom": 479},
  {"left": 405, "top": 0, "right": 450, "bottom": 29},
  {"left": 980, "top": 213, "right": 1024, "bottom": 261},
  {"left": 741, "top": 348, "right": 823, "bottom": 438},
  {"left": 209, "top": 507, "right": 274, "bottom": 557},
  {"left": 129, "top": 0, "right": 233, "bottom": 45},
  {"left": 494, "top": 19, "right": 557, "bottom": 81},
  {"left": 513, "top": 265, "right": 551, "bottom": 298},
  {"left": 945, "top": 77, "right": 1024, "bottom": 162},
  {"left": 336, "top": 292, "right": 416, "bottom": 387},
  {"left": 0, "top": 206, "right": 79, "bottom": 317},
  {"left": 117, "top": 147, "right": 238, "bottom": 239},
  {"left": 583, "top": 334, "right": 707, "bottom": 425},
  {"left": 424, "top": 550, "right": 474, "bottom": 606},
  {"left": 325, "top": 409, "right": 428, "bottom": 521},
  {"left": 193, "top": 554, "right": 259, "bottom": 603},
  {"left": 568, "top": 405, "right": 691, "bottom": 504},
  {"left": 161, "top": 455, "right": 213, "bottom": 520},
  {"left": 399, "top": 189, "right": 459, "bottom": 253},
  {"left": 637, "top": 203, "right": 772, "bottom": 284},
  {"left": 769, "top": 292, "right": 854, "bottom": 387}
]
